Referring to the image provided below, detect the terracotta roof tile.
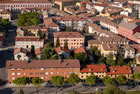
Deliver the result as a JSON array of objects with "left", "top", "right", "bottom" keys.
[
  {"left": 80, "top": 64, "right": 107, "bottom": 73},
  {"left": 6, "top": 59, "right": 80, "bottom": 69}
]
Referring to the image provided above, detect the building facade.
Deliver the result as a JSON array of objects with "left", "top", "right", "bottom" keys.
[
  {"left": 53, "top": 32, "right": 85, "bottom": 49},
  {"left": 15, "top": 36, "right": 44, "bottom": 49},
  {"left": 6, "top": 59, "right": 80, "bottom": 83},
  {"left": 0, "top": 0, "right": 52, "bottom": 11}
]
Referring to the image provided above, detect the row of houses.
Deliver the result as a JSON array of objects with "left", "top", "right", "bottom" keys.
[{"left": 7, "top": 59, "right": 132, "bottom": 83}]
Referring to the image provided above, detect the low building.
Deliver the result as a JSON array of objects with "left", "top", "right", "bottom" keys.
[
  {"left": 14, "top": 48, "right": 30, "bottom": 61},
  {"left": 80, "top": 64, "right": 107, "bottom": 79},
  {"left": 54, "top": 16, "right": 87, "bottom": 31},
  {"left": 15, "top": 36, "right": 44, "bottom": 49},
  {"left": 55, "top": 46, "right": 70, "bottom": 58},
  {"left": 107, "top": 65, "right": 132, "bottom": 79},
  {"left": 6, "top": 59, "right": 80, "bottom": 83},
  {"left": 53, "top": 32, "right": 85, "bottom": 49},
  {"left": 100, "top": 44, "right": 118, "bottom": 57},
  {"left": 123, "top": 45, "right": 135, "bottom": 59}
]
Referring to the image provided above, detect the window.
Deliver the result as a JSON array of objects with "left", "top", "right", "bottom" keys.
[
  {"left": 63, "top": 72, "right": 65, "bottom": 74},
  {"left": 68, "top": 72, "right": 71, "bottom": 74},
  {"left": 74, "top": 72, "right": 77, "bottom": 74},
  {"left": 45, "top": 77, "right": 47, "bottom": 79},
  {"left": 17, "top": 68, "right": 20, "bottom": 70},
  {"left": 35, "top": 72, "right": 39, "bottom": 75},
  {"left": 23, "top": 73, "right": 26, "bottom": 75},
  {"left": 11, "top": 68, "right": 15, "bottom": 70},
  {"left": 69, "top": 68, "right": 72, "bottom": 70},
  {"left": 50, "top": 72, "right": 53, "bottom": 74},
  {"left": 45, "top": 72, "right": 48, "bottom": 75},
  {"left": 17, "top": 73, "right": 20, "bottom": 75},
  {"left": 51, "top": 68, "right": 54, "bottom": 70},
  {"left": 30, "top": 73, "right": 33, "bottom": 75},
  {"left": 40, "top": 68, "right": 44, "bottom": 70},
  {"left": 12, "top": 77, "right": 15, "bottom": 80},
  {"left": 40, "top": 72, "right": 44, "bottom": 75},
  {"left": 41, "top": 77, "right": 44, "bottom": 79},
  {"left": 12, "top": 73, "right": 15, "bottom": 75},
  {"left": 56, "top": 72, "right": 59, "bottom": 74}
]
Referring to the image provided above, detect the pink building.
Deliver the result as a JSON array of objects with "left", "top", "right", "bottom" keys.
[
  {"left": 119, "top": 21, "right": 140, "bottom": 44},
  {"left": 53, "top": 32, "right": 85, "bottom": 49}
]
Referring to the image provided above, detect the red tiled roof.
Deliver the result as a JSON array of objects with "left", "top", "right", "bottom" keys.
[
  {"left": 55, "top": 46, "right": 70, "bottom": 53},
  {"left": 74, "top": 47, "right": 86, "bottom": 54},
  {"left": 14, "top": 48, "right": 27, "bottom": 54},
  {"left": 16, "top": 36, "right": 40, "bottom": 41},
  {"left": 6, "top": 59, "right": 80, "bottom": 69},
  {"left": 35, "top": 48, "right": 41, "bottom": 55},
  {"left": 53, "top": 32, "right": 84, "bottom": 38},
  {"left": 80, "top": 64, "right": 107, "bottom": 73},
  {"left": 107, "top": 65, "right": 131, "bottom": 75},
  {"left": 0, "top": 0, "right": 51, "bottom": 3},
  {"left": 102, "top": 44, "right": 118, "bottom": 51}
]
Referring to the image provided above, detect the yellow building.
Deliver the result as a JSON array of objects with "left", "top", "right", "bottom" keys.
[
  {"left": 55, "top": 0, "right": 74, "bottom": 10},
  {"left": 100, "top": 44, "right": 118, "bottom": 58},
  {"left": 80, "top": 64, "right": 107, "bottom": 80}
]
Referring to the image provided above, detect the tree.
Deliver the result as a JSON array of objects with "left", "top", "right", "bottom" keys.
[
  {"left": 13, "top": 77, "right": 29, "bottom": 87},
  {"left": 106, "top": 54, "right": 115, "bottom": 66},
  {"left": 86, "top": 75, "right": 97, "bottom": 88},
  {"left": 17, "top": 12, "right": 39, "bottom": 26},
  {"left": 46, "top": 41, "right": 52, "bottom": 48},
  {"left": 17, "top": 55, "right": 21, "bottom": 60},
  {"left": 64, "top": 40, "right": 68, "bottom": 49},
  {"left": 115, "top": 54, "right": 125, "bottom": 65},
  {"left": 103, "top": 76, "right": 115, "bottom": 86},
  {"left": 115, "top": 75, "right": 127, "bottom": 85},
  {"left": 67, "top": 73, "right": 80, "bottom": 90},
  {"left": 74, "top": 52, "right": 88, "bottom": 64},
  {"left": 20, "top": 89, "right": 24, "bottom": 94},
  {"left": 41, "top": 48, "right": 58, "bottom": 60},
  {"left": 31, "top": 45, "right": 35, "bottom": 58},
  {"left": 37, "top": 30, "right": 42, "bottom": 39},
  {"left": 103, "top": 85, "right": 125, "bottom": 94},
  {"left": 69, "top": 90, "right": 79, "bottom": 94},
  {"left": 1, "top": 19, "right": 10, "bottom": 28},
  {"left": 50, "top": 76, "right": 64, "bottom": 94},
  {"left": 55, "top": 37, "right": 60, "bottom": 48},
  {"left": 31, "top": 77, "right": 44, "bottom": 94},
  {"left": 131, "top": 73, "right": 140, "bottom": 91}
]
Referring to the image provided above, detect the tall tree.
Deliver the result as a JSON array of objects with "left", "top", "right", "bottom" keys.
[
  {"left": 31, "top": 77, "right": 44, "bottom": 94},
  {"left": 50, "top": 76, "right": 64, "bottom": 94},
  {"left": 64, "top": 40, "right": 68, "bottom": 49},
  {"left": 37, "top": 30, "right": 42, "bottom": 39},
  {"left": 103, "top": 76, "right": 115, "bottom": 86},
  {"left": 74, "top": 52, "right": 88, "bottom": 64},
  {"left": 106, "top": 54, "right": 115, "bottom": 66},
  {"left": 115, "top": 75, "right": 127, "bottom": 85},
  {"left": 31, "top": 45, "right": 35, "bottom": 58},
  {"left": 67, "top": 73, "right": 80, "bottom": 90},
  {"left": 131, "top": 73, "right": 140, "bottom": 91},
  {"left": 56, "top": 37, "right": 60, "bottom": 48},
  {"left": 86, "top": 75, "right": 97, "bottom": 88}
]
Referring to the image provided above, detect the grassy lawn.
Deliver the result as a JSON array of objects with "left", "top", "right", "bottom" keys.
[{"left": 126, "top": 91, "right": 140, "bottom": 94}]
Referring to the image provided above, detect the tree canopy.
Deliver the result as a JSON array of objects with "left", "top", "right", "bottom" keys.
[
  {"left": 86, "top": 75, "right": 97, "bottom": 87},
  {"left": 13, "top": 77, "right": 29, "bottom": 86},
  {"left": 115, "top": 75, "right": 127, "bottom": 85},
  {"left": 17, "top": 12, "right": 39, "bottom": 26},
  {"left": 56, "top": 37, "right": 60, "bottom": 48},
  {"left": 103, "top": 76, "right": 115, "bottom": 86},
  {"left": 67, "top": 73, "right": 80, "bottom": 89},
  {"left": 64, "top": 40, "right": 68, "bottom": 49},
  {"left": 74, "top": 52, "right": 88, "bottom": 64}
]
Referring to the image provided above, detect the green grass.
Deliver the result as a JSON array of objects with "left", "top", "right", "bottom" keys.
[{"left": 126, "top": 91, "right": 140, "bottom": 94}]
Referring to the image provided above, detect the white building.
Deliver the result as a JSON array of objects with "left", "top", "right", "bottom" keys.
[{"left": 15, "top": 36, "right": 44, "bottom": 49}]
